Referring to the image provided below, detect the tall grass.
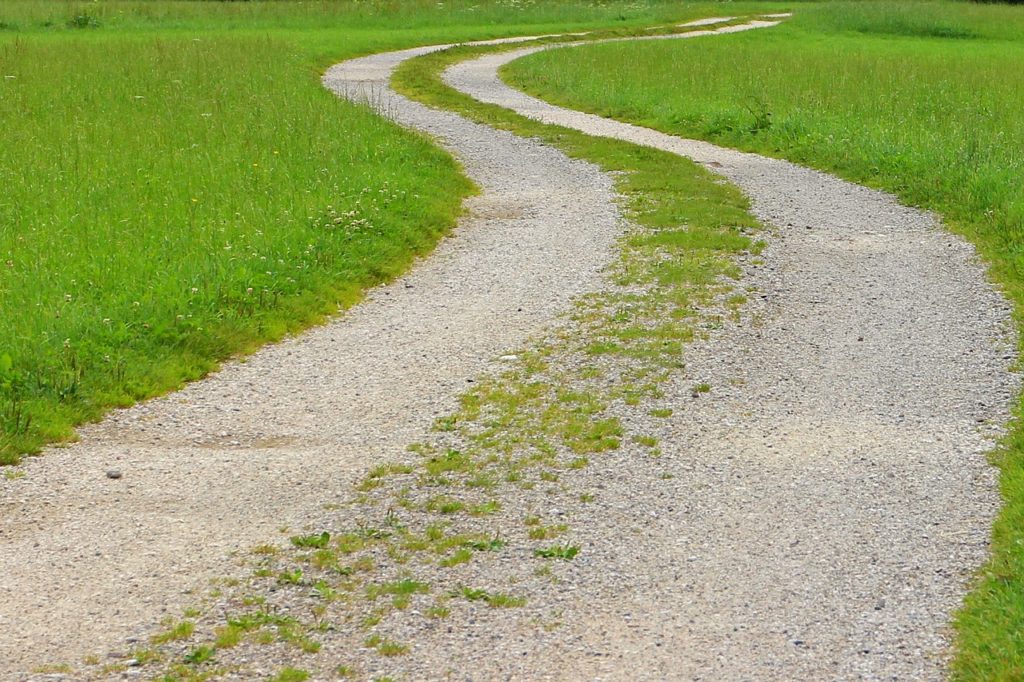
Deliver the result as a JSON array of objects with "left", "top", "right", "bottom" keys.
[
  {"left": 504, "top": 1, "right": 1024, "bottom": 677},
  {"left": 0, "top": 0, "right": 749, "bottom": 464}
]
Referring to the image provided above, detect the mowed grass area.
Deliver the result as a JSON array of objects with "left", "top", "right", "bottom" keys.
[
  {"left": 503, "top": 1, "right": 1024, "bottom": 677},
  {"left": 0, "top": 1, "right": 776, "bottom": 465}
]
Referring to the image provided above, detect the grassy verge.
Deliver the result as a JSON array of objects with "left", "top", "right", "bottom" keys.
[
  {"left": 77, "top": 23, "right": 769, "bottom": 681},
  {"left": 0, "top": 0, "right": 776, "bottom": 465},
  {"left": 501, "top": 1, "right": 1024, "bottom": 677}
]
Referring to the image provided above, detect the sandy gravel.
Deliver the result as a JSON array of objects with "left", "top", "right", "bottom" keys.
[
  {"left": 431, "top": 31, "right": 1020, "bottom": 681},
  {"left": 0, "top": 36, "right": 625, "bottom": 680},
  {"left": 1, "top": 17, "right": 1017, "bottom": 682}
]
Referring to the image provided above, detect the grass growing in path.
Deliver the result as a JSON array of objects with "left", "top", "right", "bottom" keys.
[
  {"left": 0, "top": 0, "right": 770, "bottom": 465},
  {"left": 88, "top": 21, "right": 768, "bottom": 680},
  {"left": 502, "top": 2, "right": 1024, "bottom": 677}
]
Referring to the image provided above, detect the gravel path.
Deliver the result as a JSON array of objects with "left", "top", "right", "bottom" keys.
[
  {"left": 430, "top": 31, "right": 1020, "bottom": 680},
  {"left": 0, "top": 35, "right": 627, "bottom": 680},
  {"left": 0, "top": 17, "right": 1016, "bottom": 681}
]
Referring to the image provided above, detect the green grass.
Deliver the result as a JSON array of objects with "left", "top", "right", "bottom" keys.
[
  {"left": 152, "top": 619, "right": 195, "bottom": 645},
  {"left": 502, "top": 1, "right": 1024, "bottom": 677},
  {"left": 534, "top": 544, "right": 580, "bottom": 560},
  {"left": 0, "top": 30, "right": 474, "bottom": 464},
  {"left": 269, "top": 668, "right": 309, "bottom": 682},
  {"left": 0, "top": 0, "right": 752, "bottom": 465},
  {"left": 455, "top": 586, "right": 527, "bottom": 608},
  {"left": 0, "top": 0, "right": 759, "bottom": 35},
  {"left": 363, "top": 634, "right": 408, "bottom": 657}
]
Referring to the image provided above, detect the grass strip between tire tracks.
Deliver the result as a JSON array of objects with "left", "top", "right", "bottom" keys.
[
  {"left": 502, "top": 3, "right": 1024, "bottom": 677},
  {"left": 71, "top": 20, "right": 771, "bottom": 681}
]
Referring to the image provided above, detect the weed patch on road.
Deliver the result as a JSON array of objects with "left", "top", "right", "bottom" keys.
[{"left": 79, "top": 24, "right": 764, "bottom": 681}]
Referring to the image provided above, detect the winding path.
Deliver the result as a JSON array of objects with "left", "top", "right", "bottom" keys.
[
  {"left": 0, "top": 16, "right": 1016, "bottom": 681},
  {"left": 433, "top": 27, "right": 1019, "bottom": 680},
  {"left": 0, "top": 30, "right": 627, "bottom": 681}
]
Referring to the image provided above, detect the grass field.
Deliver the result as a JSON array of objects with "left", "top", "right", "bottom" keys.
[
  {"left": 502, "top": 1, "right": 1024, "bottom": 677},
  {"left": 0, "top": 0, "right": 778, "bottom": 465}
]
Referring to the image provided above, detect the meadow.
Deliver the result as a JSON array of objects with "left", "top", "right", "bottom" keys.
[
  {"left": 502, "top": 1, "right": 1024, "bottom": 676},
  {"left": 0, "top": 0, "right": 768, "bottom": 465}
]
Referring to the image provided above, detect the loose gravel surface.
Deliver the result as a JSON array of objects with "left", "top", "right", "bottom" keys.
[
  {"left": 0, "top": 35, "right": 625, "bottom": 680},
  {"left": 1, "top": 17, "right": 1018, "bottom": 682},
  {"left": 435, "top": 33, "right": 1020, "bottom": 680}
]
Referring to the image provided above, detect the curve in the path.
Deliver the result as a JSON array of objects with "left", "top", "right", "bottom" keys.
[{"left": 433, "top": 31, "right": 1019, "bottom": 681}]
